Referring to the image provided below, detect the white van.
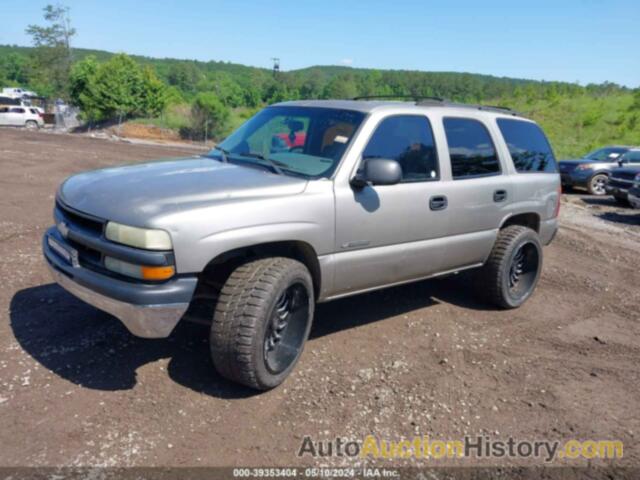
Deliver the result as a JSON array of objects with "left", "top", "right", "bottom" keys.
[{"left": 0, "top": 106, "right": 45, "bottom": 129}]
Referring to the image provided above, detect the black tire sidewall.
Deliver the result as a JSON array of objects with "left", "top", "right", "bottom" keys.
[
  {"left": 252, "top": 264, "right": 314, "bottom": 389},
  {"left": 499, "top": 231, "right": 543, "bottom": 308}
]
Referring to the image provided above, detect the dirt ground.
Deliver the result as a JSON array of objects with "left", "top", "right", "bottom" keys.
[{"left": 0, "top": 128, "right": 638, "bottom": 473}]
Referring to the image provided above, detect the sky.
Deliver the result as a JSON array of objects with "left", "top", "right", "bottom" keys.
[{"left": 1, "top": 0, "right": 639, "bottom": 87}]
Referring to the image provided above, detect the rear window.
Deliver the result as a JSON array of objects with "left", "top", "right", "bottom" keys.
[{"left": 497, "top": 119, "right": 557, "bottom": 173}]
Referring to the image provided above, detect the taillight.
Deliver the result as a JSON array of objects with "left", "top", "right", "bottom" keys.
[{"left": 554, "top": 185, "right": 562, "bottom": 218}]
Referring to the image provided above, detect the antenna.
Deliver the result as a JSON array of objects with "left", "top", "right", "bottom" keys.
[{"left": 271, "top": 57, "right": 280, "bottom": 77}]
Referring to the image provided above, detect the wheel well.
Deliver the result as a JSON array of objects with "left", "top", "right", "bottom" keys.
[
  {"left": 501, "top": 213, "right": 540, "bottom": 233},
  {"left": 183, "top": 241, "right": 321, "bottom": 325}
]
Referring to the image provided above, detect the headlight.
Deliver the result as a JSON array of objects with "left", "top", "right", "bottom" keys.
[
  {"left": 576, "top": 164, "right": 596, "bottom": 171},
  {"left": 105, "top": 257, "right": 175, "bottom": 281},
  {"left": 105, "top": 221, "right": 172, "bottom": 250}
]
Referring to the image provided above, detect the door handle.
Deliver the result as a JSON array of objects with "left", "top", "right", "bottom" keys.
[
  {"left": 429, "top": 195, "right": 448, "bottom": 211},
  {"left": 493, "top": 190, "right": 507, "bottom": 202}
]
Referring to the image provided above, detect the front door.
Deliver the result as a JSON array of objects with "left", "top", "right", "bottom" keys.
[{"left": 333, "top": 114, "right": 449, "bottom": 296}]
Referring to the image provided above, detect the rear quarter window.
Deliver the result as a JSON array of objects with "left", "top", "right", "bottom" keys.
[{"left": 497, "top": 119, "right": 558, "bottom": 173}]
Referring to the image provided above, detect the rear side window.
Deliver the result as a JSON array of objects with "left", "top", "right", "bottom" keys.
[
  {"left": 497, "top": 119, "right": 557, "bottom": 173},
  {"left": 10, "top": 107, "right": 25, "bottom": 113},
  {"left": 443, "top": 118, "right": 500, "bottom": 179},
  {"left": 363, "top": 115, "right": 439, "bottom": 182}
]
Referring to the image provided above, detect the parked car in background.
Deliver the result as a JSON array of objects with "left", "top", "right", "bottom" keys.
[
  {"left": 1, "top": 87, "right": 38, "bottom": 98},
  {"left": 627, "top": 175, "right": 640, "bottom": 209},
  {"left": 0, "top": 106, "right": 44, "bottom": 129},
  {"left": 559, "top": 146, "right": 633, "bottom": 195},
  {"left": 606, "top": 150, "right": 640, "bottom": 205}
]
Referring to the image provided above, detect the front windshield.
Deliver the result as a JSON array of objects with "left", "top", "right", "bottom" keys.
[
  {"left": 208, "top": 106, "right": 366, "bottom": 178},
  {"left": 585, "top": 147, "right": 628, "bottom": 162}
]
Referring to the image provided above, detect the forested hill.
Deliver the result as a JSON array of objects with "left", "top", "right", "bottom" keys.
[
  {"left": 0, "top": 43, "right": 628, "bottom": 103},
  {"left": 2, "top": 44, "right": 638, "bottom": 158}
]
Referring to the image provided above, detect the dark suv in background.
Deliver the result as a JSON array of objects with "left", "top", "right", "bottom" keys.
[
  {"left": 606, "top": 149, "right": 640, "bottom": 205},
  {"left": 559, "top": 146, "right": 633, "bottom": 195}
]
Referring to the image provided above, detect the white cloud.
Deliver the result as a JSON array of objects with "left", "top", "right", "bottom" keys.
[{"left": 340, "top": 58, "right": 353, "bottom": 66}]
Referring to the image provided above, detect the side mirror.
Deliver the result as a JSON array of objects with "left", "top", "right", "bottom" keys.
[{"left": 351, "top": 158, "right": 402, "bottom": 188}]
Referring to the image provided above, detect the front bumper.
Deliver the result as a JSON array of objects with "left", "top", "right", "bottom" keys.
[{"left": 43, "top": 227, "right": 197, "bottom": 338}]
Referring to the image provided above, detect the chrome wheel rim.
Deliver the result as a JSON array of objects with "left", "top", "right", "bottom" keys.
[
  {"left": 263, "top": 283, "right": 309, "bottom": 374},
  {"left": 592, "top": 176, "right": 607, "bottom": 195},
  {"left": 508, "top": 242, "right": 539, "bottom": 300}
]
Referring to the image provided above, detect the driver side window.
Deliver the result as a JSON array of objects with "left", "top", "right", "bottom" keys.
[{"left": 362, "top": 115, "right": 439, "bottom": 182}]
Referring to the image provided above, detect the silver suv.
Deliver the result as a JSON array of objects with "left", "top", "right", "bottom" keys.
[{"left": 43, "top": 99, "right": 560, "bottom": 390}]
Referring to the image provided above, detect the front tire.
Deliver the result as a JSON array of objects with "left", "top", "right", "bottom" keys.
[
  {"left": 479, "top": 226, "right": 543, "bottom": 309},
  {"left": 210, "top": 257, "right": 314, "bottom": 390},
  {"left": 588, "top": 173, "right": 608, "bottom": 195},
  {"left": 25, "top": 120, "right": 39, "bottom": 130}
]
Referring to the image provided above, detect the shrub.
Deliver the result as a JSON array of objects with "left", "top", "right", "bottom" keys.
[{"left": 185, "top": 92, "right": 230, "bottom": 141}]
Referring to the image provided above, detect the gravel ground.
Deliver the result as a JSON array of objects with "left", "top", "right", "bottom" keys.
[{"left": 0, "top": 128, "right": 638, "bottom": 474}]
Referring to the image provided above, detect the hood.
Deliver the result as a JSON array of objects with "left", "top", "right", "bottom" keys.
[{"left": 58, "top": 156, "right": 308, "bottom": 226}]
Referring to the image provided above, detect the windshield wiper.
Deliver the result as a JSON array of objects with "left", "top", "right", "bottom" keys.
[
  {"left": 210, "top": 145, "right": 229, "bottom": 163},
  {"left": 237, "top": 152, "right": 285, "bottom": 175}
]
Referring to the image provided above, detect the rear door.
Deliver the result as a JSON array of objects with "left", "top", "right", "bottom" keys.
[{"left": 433, "top": 116, "right": 513, "bottom": 271}]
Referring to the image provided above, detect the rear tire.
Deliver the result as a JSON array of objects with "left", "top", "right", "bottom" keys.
[
  {"left": 25, "top": 120, "right": 38, "bottom": 130},
  {"left": 588, "top": 174, "right": 608, "bottom": 195},
  {"left": 478, "top": 225, "right": 542, "bottom": 309},
  {"left": 210, "top": 257, "right": 314, "bottom": 390}
]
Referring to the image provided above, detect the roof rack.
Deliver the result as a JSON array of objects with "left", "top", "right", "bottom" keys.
[
  {"left": 352, "top": 95, "right": 522, "bottom": 117},
  {"left": 353, "top": 95, "right": 446, "bottom": 103}
]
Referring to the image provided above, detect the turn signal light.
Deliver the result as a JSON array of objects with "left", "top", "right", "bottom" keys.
[{"left": 141, "top": 265, "right": 175, "bottom": 281}]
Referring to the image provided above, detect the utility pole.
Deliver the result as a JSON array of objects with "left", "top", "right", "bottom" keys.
[{"left": 271, "top": 57, "right": 280, "bottom": 77}]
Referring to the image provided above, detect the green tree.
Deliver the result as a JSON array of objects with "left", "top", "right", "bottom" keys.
[
  {"left": 25, "top": 4, "right": 76, "bottom": 97},
  {"left": 322, "top": 74, "right": 358, "bottom": 99},
  {"left": 69, "top": 55, "right": 98, "bottom": 107},
  {"left": 140, "top": 66, "right": 169, "bottom": 117},
  {"left": 77, "top": 54, "right": 167, "bottom": 122},
  {"left": 166, "top": 62, "right": 201, "bottom": 93},
  {"left": 189, "top": 92, "right": 230, "bottom": 140},
  {"left": 0, "top": 53, "right": 30, "bottom": 84},
  {"left": 633, "top": 88, "right": 640, "bottom": 110}
]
